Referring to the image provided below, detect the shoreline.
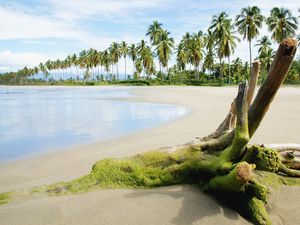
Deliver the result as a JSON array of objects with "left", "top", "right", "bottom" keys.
[{"left": 1, "top": 86, "right": 300, "bottom": 225}]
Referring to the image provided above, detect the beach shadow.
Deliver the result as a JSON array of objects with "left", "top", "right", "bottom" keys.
[{"left": 125, "top": 185, "right": 240, "bottom": 225}]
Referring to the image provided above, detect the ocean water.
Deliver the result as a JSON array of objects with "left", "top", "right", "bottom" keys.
[{"left": 0, "top": 86, "right": 187, "bottom": 163}]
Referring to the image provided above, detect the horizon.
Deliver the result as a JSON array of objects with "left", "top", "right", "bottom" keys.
[{"left": 0, "top": 0, "right": 299, "bottom": 74}]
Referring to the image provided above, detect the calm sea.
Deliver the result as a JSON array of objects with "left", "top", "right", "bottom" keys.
[{"left": 0, "top": 86, "right": 187, "bottom": 162}]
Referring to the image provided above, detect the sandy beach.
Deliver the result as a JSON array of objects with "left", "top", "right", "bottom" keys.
[{"left": 0, "top": 86, "right": 300, "bottom": 225}]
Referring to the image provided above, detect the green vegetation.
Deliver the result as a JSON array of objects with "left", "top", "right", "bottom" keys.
[
  {"left": 1, "top": 6, "right": 299, "bottom": 86},
  {"left": 0, "top": 192, "right": 12, "bottom": 205}
]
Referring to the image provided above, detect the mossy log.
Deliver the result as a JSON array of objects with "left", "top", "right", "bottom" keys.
[{"left": 43, "top": 39, "right": 299, "bottom": 225}]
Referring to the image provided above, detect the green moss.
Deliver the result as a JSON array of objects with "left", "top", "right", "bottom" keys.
[
  {"left": 46, "top": 148, "right": 206, "bottom": 195},
  {"left": 242, "top": 146, "right": 281, "bottom": 172},
  {"left": 0, "top": 192, "right": 12, "bottom": 205},
  {"left": 247, "top": 197, "right": 271, "bottom": 225},
  {"left": 255, "top": 170, "right": 300, "bottom": 188}
]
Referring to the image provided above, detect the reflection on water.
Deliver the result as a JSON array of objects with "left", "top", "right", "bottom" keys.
[{"left": 0, "top": 86, "right": 187, "bottom": 162}]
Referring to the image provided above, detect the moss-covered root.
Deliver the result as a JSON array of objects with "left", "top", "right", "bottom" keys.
[
  {"left": 242, "top": 145, "right": 300, "bottom": 177},
  {"left": 208, "top": 162, "right": 254, "bottom": 193},
  {"left": 246, "top": 197, "right": 271, "bottom": 225},
  {"left": 0, "top": 192, "right": 12, "bottom": 205}
]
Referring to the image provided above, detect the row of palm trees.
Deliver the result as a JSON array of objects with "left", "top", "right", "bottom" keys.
[{"left": 4, "top": 6, "right": 300, "bottom": 84}]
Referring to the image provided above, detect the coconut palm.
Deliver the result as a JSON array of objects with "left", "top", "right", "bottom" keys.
[
  {"left": 266, "top": 7, "right": 298, "bottom": 43},
  {"left": 219, "top": 19, "right": 240, "bottom": 84},
  {"left": 235, "top": 6, "right": 264, "bottom": 75},
  {"left": 119, "top": 41, "right": 128, "bottom": 79},
  {"left": 141, "top": 46, "right": 155, "bottom": 79},
  {"left": 258, "top": 48, "right": 275, "bottom": 73},
  {"left": 181, "top": 32, "right": 192, "bottom": 70},
  {"left": 209, "top": 12, "right": 230, "bottom": 80},
  {"left": 176, "top": 42, "right": 188, "bottom": 72},
  {"left": 102, "top": 50, "right": 111, "bottom": 76},
  {"left": 109, "top": 42, "right": 121, "bottom": 80},
  {"left": 156, "top": 29, "right": 174, "bottom": 74},
  {"left": 203, "top": 30, "right": 216, "bottom": 74},
  {"left": 232, "top": 58, "right": 243, "bottom": 74},
  {"left": 187, "top": 33, "right": 204, "bottom": 79},
  {"left": 146, "top": 21, "right": 163, "bottom": 45},
  {"left": 128, "top": 44, "right": 138, "bottom": 77},
  {"left": 255, "top": 36, "right": 272, "bottom": 55},
  {"left": 203, "top": 49, "right": 215, "bottom": 74}
]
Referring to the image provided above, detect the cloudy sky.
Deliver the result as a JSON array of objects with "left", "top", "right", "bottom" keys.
[{"left": 0, "top": 0, "right": 299, "bottom": 73}]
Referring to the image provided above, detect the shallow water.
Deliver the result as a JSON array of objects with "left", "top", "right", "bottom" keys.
[{"left": 0, "top": 86, "right": 187, "bottom": 162}]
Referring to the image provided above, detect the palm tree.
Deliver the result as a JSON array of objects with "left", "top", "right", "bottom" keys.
[
  {"left": 255, "top": 36, "right": 272, "bottom": 55},
  {"left": 128, "top": 44, "right": 137, "bottom": 77},
  {"left": 181, "top": 32, "right": 192, "bottom": 70},
  {"left": 203, "top": 30, "right": 216, "bottom": 75},
  {"left": 209, "top": 12, "right": 230, "bottom": 81},
  {"left": 102, "top": 50, "right": 111, "bottom": 77},
  {"left": 188, "top": 33, "right": 203, "bottom": 79},
  {"left": 109, "top": 42, "right": 121, "bottom": 80},
  {"left": 71, "top": 54, "right": 79, "bottom": 78},
  {"left": 176, "top": 42, "right": 188, "bottom": 72},
  {"left": 266, "top": 7, "right": 298, "bottom": 43},
  {"left": 38, "top": 62, "right": 47, "bottom": 80},
  {"left": 146, "top": 21, "right": 163, "bottom": 45},
  {"left": 119, "top": 41, "right": 128, "bottom": 79},
  {"left": 232, "top": 58, "right": 243, "bottom": 83},
  {"left": 219, "top": 19, "right": 240, "bottom": 84},
  {"left": 141, "top": 46, "right": 155, "bottom": 79},
  {"left": 258, "top": 48, "right": 275, "bottom": 73},
  {"left": 203, "top": 49, "right": 215, "bottom": 74},
  {"left": 156, "top": 29, "right": 174, "bottom": 76},
  {"left": 235, "top": 6, "right": 264, "bottom": 75}
]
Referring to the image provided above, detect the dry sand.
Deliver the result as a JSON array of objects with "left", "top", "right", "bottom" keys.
[{"left": 0, "top": 86, "right": 300, "bottom": 225}]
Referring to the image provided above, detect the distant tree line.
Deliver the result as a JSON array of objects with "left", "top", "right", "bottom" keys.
[{"left": 1, "top": 6, "right": 300, "bottom": 85}]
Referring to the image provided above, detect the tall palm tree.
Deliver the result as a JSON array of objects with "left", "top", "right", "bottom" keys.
[
  {"left": 146, "top": 21, "right": 163, "bottom": 45},
  {"left": 266, "top": 7, "right": 298, "bottom": 43},
  {"left": 102, "top": 50, "right": 111, "bottom": 77},
  {"left": 203, "top": 49, "right": 215, "bottom": 74},
  {"left": 181, "top": 32, "right": 192, "bottom": 70},
  {"left": 119, "top": 41, "right": 128, "bottom": 79},
  {"left": 141, "top": 46, "right": 155, "bottom": 79},
  {"left": 71, "top": 54, "right": 79, "bottom": 78},
  {"left": 235, "top": 6, "right": 264, "bottom": 75},
  {"left": 188, "top": 33, "right": 203, "bottom": 79},
  {"left": 255, "top": 36, "right": 272, "bottom": 55},
  {"left": 128, "top": 44, "right": 137, "bottom": 77},
  {"left": 176, "top": 42, "right": 188, "bottom": 72},
  {"left": 203, "top": 30, "right": 216, "bottom": 74},
  {"left": 209, "top": 12, "right": 230, "bottom": 81},
  {"left": 156, "top": 29, "right": 174, "bottom": 75},
  {"left": 219, "top": 19, "right": 240, "bottom": 84},
  {"left": 109, "top": 42, "right": 121, "bottom": 80}
]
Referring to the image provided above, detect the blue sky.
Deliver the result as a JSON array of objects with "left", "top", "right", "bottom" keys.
[{"left": 0, "top": 0, "right": 299, "bottom": 73}]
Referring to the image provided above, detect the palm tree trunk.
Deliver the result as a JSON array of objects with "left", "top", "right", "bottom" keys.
[
  {"left": 228, "top": 56, "right": 231, "bottom": 85},
  {"left": 219, "top": 57, "right": 222, "bottom": 85},
  {"left": 124, "top": 56, "right": 127, "bottom": 80},
  {"left": 249, "top": 39, "right": 252, "bottom": 79},
  {"left": 117, "top": 63, "right": 119, "bottom": 80}
]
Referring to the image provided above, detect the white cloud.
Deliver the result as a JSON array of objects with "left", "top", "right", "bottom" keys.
[{"left": 0, "top": 50, "right": 64, "bottom": 72}]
